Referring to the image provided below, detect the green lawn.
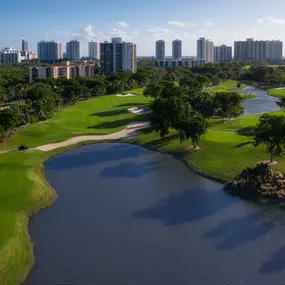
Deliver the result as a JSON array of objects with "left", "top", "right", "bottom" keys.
[
  {"left": 268, "top": 87, "right": 285, "bottom": 98},
  {"left": 209, "top": 80, "right": 256, "bottom": 99},
  {"left": 0, "top": 88, "right": 149, "bottom": 150},
  {"left": 209, "top": 110, "right": 283, "bottom": 132},
  {"left": 131, "top": 128, "right": 285, "bottom": 182},
  {"left": 209, "top": 80, "right": 246, "bottom": 92},
  {"left": 0, "top": 84, "right": 284, "bottom": 285},
  {"left": 0, "top": 150, "right": 56, "bottom": 285}
]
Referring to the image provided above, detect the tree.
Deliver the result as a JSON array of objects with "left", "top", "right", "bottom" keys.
[
  {"left": 277, "top": 97, "right": 285, "bottom": 110},
  {"left": 214, "top": 92, "right": 244, "bottom": 120},
  {"left": 276, "top": 71, "right": 285, "bottom": 85},
  {"left": 174, "top": 107, "right": 208, "bottom": 148},
  {"left": 254, "top": 114, "right": 285, "bottom": 162}
]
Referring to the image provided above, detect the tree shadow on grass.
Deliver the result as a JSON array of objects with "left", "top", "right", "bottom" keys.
[
  {"left": 90, "top": 109, "right": 128, "bottom": 117},
  {"left": 87, "top": 118, "right": 135, "bottom": 129},
  {"left": 116, "top": 102, "right": 147, "bottom": 108},
  {"left": 134, "top": 187, "right": 236, "bottom": 226},
  {"left": 100, "top": 161, "right": 162, "bottom": 179},
  {"left": 259, "top": 245, "right": 285, "bottom": 275},
  {"left": 48, "top": 143, "right": 147, "bottom": 171},
  {"left": 205, "top": 211, "right": 273, "bottom": 250},
  {"left": 234, "top": 141, "right": 253, "bottom": 148}
]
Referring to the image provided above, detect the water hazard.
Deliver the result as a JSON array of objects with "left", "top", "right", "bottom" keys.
[{"left": 27, "top": 143, "right": 285, "bottom": 285}]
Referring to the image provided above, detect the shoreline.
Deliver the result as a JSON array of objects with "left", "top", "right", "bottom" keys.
[{"left": 3, "top": 134, "right": 226, "bottom": 285}]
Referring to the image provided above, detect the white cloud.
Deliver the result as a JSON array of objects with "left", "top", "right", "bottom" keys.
[
  {"left": 118, "top": 22, "right": 128, "bottom": 27},
  {"left": 204, "top": 21, "right": 214, "bottom": 28},
  {"left": 107, "top": 28, "right": 126, "bottom": 36},
  {"left": 257, "top": 17, "right": 285, "bottom": 24},
  {"left": 168, "top": 21, "right": 185, "bottom": 27},
  {"left": 145, "top": 27, "right": 172, "bottom": 37},
  {"left": 44, "top": 33, "right": 49, "bottom": 37}
]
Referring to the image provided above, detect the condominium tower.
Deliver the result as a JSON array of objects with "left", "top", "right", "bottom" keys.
[
  {"left": 172, "top": 39, "right": 182, "bottom": 60},
  {"left": 197, "top": 37, "right": 213, "bottom": 63},
  {"left": 214, "top": 45, "right": 232, "bottom": 62},
  {"left": 156, "top": 40, "right": 165, "bottom": 60},
  {"left": 66, "top": 40, "right": 80, "bottom": 61},
  {"left": 38, "top": 41, "right": 62, "bottom": 61},
  {"left": 89, "top": 40, "right": 100, "bottom": 59},
  {"left": 22, "top": 39, "right": 28, "bottom": 52},
  {"left": 100, "top": 37, "right": 137, "bottom": 74},
  {"left": 234, "top": 38, "right": 283, "bottom": 60}
]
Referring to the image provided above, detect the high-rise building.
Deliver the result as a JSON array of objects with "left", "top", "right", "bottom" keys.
[
  {"left": 197, "top": 38, "right": 214, "bottom": 63},
  {"left": 22, "top": 39, "right": 28, "bottom": 52},
  {"left": 38, "top": 41, "right": 62, "bottom": 61},
  {"left": 206, "top": 40, "right": 214, "bottom": 63},
  {"left": 0, "top": 48, "right": 22, "bottom": 63},
  {"left": 197, "top": 37, "right": 206, "bottom": 60},
  {"left": 156, "top": 40, "right": 165, "bottom": 60},
  {"left": 172, "top": 39, "right": 182, "bottom": 60},
  {"left": 213, "top": 45, "right": 232, "bottom": 62},
  {"left": 100, "top": 37, "right": 137, "bottom": 75},
  {"left": 66, "top": 40, "right": 80, "bottom": 61},
  {"left": 234, "top": 38, "right": 283, "bottom": 60},
  {"left": 89, "top": 40, "right": 100, "bottom": 59}
]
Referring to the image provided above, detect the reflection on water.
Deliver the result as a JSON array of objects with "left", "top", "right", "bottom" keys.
[{"left": 27, "top": 143, "right": 285, "bottom": 285}]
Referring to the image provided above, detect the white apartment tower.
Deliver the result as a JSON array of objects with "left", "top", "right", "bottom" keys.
[
  {"left": 66, "top": 40, "right": 80, "bottom": 61},
  {"left": 234, "top": 38, "right": 283, "bottom": 60},
  {"left": 38, "top": 41, "right": 62, "bottom": 61},
  {"left": 0, "top": 48, "right": 22, "bottom": 63},
  {"left": 172, "top": 39, "right": 182, "bottom": 60},
  {"left": 89, "top": 40, "right": 100, "bottom": 60},
  {"left": 197, "top": 38, "right": 214, "bottom": 63},
  {"left": 100, "top": 37, "right": 137, "bottom": 74},
  {"left": 156, "top": 40, "right": 165, "bottom": 60},
  {"left": 214, "top": 45, "right": 232, "bottom": 62}
]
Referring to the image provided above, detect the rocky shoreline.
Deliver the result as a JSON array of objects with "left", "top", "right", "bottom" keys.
[{"left": 224, "top": 163, "right": 285, "bottom": 206}]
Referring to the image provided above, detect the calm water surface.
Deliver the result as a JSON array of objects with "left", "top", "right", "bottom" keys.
[
  {"left": 241, "top": 86, "right": 279, "bottom": 114},
  {"left": 27, "top": 143, "right": 285, "bottom": 285}
]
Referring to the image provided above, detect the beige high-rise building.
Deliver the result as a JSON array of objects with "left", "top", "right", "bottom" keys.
[
  {"left": 89, "top": 40, "right": 100, "bottom": 59},
  {"left": 197, "top": 38, "right": 213, "bottom": 63},
  {"left": 205, "top": 40, "right": 214, "bottom": 63}
]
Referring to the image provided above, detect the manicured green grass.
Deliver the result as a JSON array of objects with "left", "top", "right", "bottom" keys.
[
  {"left": 0, "top": 88, "right": 149, "bottom": 150},
  {"left": 210, "top": 80, "right": 246, "bottom": 92},
  {"left": 0, "top": 150, "right": 56, "bottom": 285},
  {"left": 209, "top": 110, "right": 283, "bottom": 132},
  {"left": 131, "top": 128, "right": 285, "bottom": 182},
  {"left": 268, "top": 87, "right": 285, "bottom": 98},
  {"left": 209, "top": 80, "right": 256, "bottom": 99}
]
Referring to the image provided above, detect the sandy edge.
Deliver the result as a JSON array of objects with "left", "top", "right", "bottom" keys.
[{"left": 36, "top": 122, "right": 149, "bottom": 152}]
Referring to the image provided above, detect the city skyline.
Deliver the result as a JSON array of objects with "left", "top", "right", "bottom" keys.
[{"left": 2, "top": 0, "right": 285, "bottom": 56}]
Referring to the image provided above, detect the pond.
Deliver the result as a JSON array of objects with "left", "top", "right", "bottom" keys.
[{"left": 27, "top": 143, "right": 285, "bottom": 285}]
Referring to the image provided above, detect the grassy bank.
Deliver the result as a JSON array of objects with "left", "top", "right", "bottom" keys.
[
  {"left": 0, "top": 150, "right": 56, "bottom": 285},
  {"left": 131, "top": 127, "right": 285, "bottom": 182},
  {"left": 209, "top": 80, "right": 246, "bottom": 92},
  {"left": 0, "top": 88, "right": 149, "bottom": 150},
  {"left": 268, "top": 87, "right": 285, "bottom": 98},
  {"left": 209, "top": 80, "right": 256, "bottom": 99}
]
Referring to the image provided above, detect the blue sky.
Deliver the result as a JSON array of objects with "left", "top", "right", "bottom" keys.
[{"left": 2, "top": 0, "right": 285, "bottom": 56}]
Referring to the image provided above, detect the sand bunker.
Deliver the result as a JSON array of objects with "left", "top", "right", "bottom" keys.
[{"left": 128, "top": 106, "right": 152, "bottom": 115}]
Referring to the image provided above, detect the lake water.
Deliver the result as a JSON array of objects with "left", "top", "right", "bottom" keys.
[
  {"left": 27, "top": 143, "right": 285, "bottom": 285},
  {"left": 241, "top": 86, "right": 279, "bottom": 115}
]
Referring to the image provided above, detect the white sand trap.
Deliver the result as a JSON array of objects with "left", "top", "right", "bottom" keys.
[
  {"left": 36, "top": 122, "right": 149, "bottom": 152},
  {"left": 116, "top": 93, "right": 137, "bottom": 97},
  {"left": 128, "top": 105, "right": 152, "bottom": 115}
]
